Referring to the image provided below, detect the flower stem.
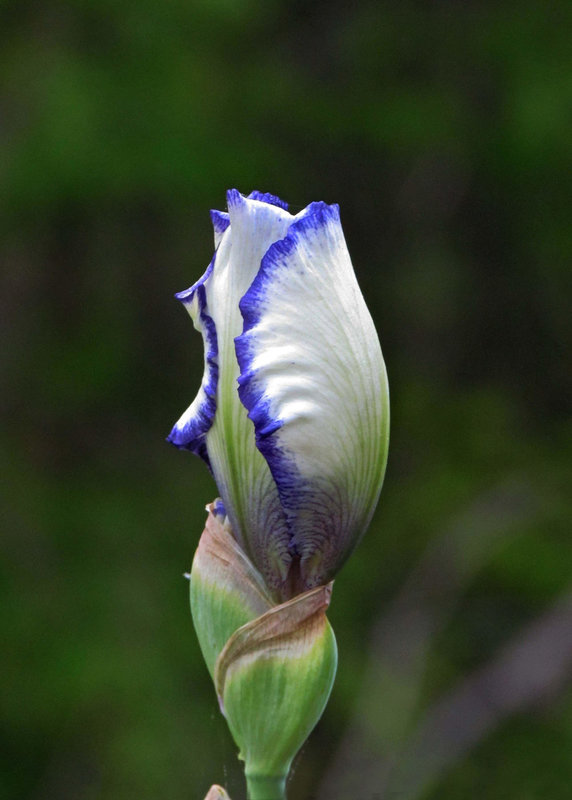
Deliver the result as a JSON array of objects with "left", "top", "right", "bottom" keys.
[{"left": 245, "top": 774, "right": 286, "bottom": 800}]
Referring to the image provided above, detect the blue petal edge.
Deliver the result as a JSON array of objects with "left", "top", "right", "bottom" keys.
[
  {"left": 234, "top": 202, "right": 340, "bottom": 553},
  {"left": 210, "top": 209, "right": 230, "bottom": 237},
  {"left": 167, "top": 258, "right": 219, "bottom": 467},
  {"left": 226, "top": 188, "right": 289, "bottom": 212},
  {"left": 247, "top": 190, "right": 289, "bottom": 211},
  {"left": 174, "top": 255, "right": 215, "bottom": 304}
]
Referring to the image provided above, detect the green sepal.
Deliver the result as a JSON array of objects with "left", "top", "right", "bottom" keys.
[
  {"left": 190, "top": 501, "right": 273, "bottom": 679},
  {"left": 214, "top": 583, "right": 338, "bottom": 785}
]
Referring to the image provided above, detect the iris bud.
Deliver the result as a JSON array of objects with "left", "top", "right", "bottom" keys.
[
  {"left": 171, "top": 190, "right": 389, "bottom": 799},
  {"left": 170, "top": 190, "right": 389, "bottom": 600}
]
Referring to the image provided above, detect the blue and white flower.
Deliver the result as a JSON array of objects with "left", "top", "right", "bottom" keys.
[{"left": 169, "top": 190, "right": 389, "bottom": 599}]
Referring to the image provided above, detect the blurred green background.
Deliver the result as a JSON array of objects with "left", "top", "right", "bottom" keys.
[{"left": 2, "top": 1, "right": 571, "bottom": 798}]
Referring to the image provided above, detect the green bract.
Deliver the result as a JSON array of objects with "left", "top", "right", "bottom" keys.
[
  {"left": 190, "top": 502, "right": 273, "bottom": 680},
  {"left": 191, "top": 504, "right": 337, "bottom": 799},
  {"left": 216, "top": 587, "right": 337, "bottom": 794}
]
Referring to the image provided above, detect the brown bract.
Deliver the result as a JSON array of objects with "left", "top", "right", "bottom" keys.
[
  {"left": 214, "top": 582, "right": 333, "bottom": 708},
  {"left": 203, "top": 785, "right": 231, "bottom": 800}
]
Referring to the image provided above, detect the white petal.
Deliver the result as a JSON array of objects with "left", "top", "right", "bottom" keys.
[
  {"left": 236, "top": 203, "right": 389, "bottom": 587},
  {"left": 204, "top": 191, "right": 297, "bottom": 592}
]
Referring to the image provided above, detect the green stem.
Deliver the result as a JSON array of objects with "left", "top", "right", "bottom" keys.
[{"left": 245, "top": 774, "right": 286, "bottom": 800}]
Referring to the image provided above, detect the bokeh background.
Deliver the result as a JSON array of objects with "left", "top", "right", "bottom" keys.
[{"left": 2, "top": 1, "right": 572, "bottom": 798}]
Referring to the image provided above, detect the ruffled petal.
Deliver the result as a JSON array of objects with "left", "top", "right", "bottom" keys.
[
  {"left": 235, "top": 203, "right": 389, "bottom": 588},
  {"left": 167, "top": 257, "right": 218, "bottom": 467},
  {"left": 246, "top": 190, "right": 289, "bottom": 211}
]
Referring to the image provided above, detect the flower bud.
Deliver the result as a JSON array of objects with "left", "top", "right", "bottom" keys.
[{"left": 170, "top": 190, "right": 389, "bottom": 599}]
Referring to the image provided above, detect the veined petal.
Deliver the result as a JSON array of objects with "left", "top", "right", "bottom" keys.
[
  {"left": 167, "top": 257, "right": 218, "bottom": 467},
  {"left": 204, "top": 191, "right": 296, "bottom": 594},
  {"left": 235, "top": 203, "right": 389, "bottom": 588}
]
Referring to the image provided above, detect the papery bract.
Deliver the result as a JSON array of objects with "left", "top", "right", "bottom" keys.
[{"left": 169, "top": 190, "right": 389, "bottom": 599}]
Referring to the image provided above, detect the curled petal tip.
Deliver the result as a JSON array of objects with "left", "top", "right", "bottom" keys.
[
  {"left": 210, "top": 209, "right": 230, "bottom": 247},
  {"left": 226, "top": 188, "right": 244, "bottom": 209},
  {"left": 210, "top": 208, "right": 230, "bottom": 233},
  {"left": 226, "top": 188, "right": 289, "bottom": 212}
]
